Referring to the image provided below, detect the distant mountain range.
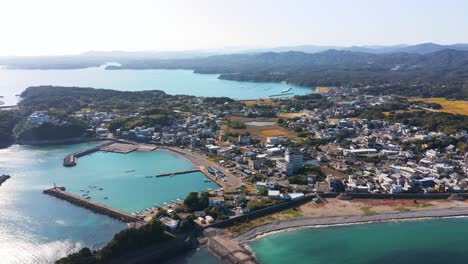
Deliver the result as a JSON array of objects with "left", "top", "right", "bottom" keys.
[{"left": 246, "top": 43, "right": 468, "bottom": 55}]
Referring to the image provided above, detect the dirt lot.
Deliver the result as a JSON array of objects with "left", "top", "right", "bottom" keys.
[
  {"left": 223, "top": 116, "right": 297, "bottom": 140},
  {"left": 300, "top": 198, "right": 468, "bottom": 217}
]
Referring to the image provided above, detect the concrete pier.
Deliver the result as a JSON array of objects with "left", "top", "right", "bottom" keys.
[
  {"left": 63, "top": 141, "right": 114, "bottom": 167},
  {"left": 154, "top": 169, "right": 201, "bottom": 177},
  {"left": 207, "top": 235, "right": 257, "bottom": 264},
  {"left": 43, "top": 187, "right": 142, "bottom": 223}
]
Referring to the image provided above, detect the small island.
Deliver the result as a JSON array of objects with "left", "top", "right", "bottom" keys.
[{"left": 0, "top": 175, "right": 11, "bottom": 186}]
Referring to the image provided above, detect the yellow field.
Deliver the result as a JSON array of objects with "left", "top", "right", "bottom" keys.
[
  {"left": 316, "top": 86, "right": 331, "bottom": 93},
  {"left": 261, "top": 129, "right": 289, "bottom": 137},
  {"left": 278, "top": 112, "right": 305, "bottom": 118},
  {"left": 242, "top": 100, "right": 279, "bottom": 107},
  {"left": 408, "top": 97, "right": 468, "bottom": 116}
]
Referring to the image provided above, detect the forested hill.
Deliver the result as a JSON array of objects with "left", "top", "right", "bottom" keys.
[
  {"left": 104, "top": 49, "right": 468, "bottom": 99},
  {"left": 19, "top": 86, "right": 176, "bottom": 112}
]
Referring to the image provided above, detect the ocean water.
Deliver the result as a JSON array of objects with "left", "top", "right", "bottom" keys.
[
  {"left": 0, "top": 144, "right": 219, "bottom": 263},
  {"left": 249, "top": 217, "right": 468, "bottom": 264},
  {"left": 0, "top": 67, "right": 314, "bottom": 105}
]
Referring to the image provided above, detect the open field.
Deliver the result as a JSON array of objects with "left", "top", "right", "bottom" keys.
[
  {"left": 224, "top": 116, "right": 297, "bottom": 140},
  {"left": 278, "top": 112, "right": 306, "bottom": 118},
  {"left": 316, "top": 86, "right": 331, "bottom": 93},
  {"left": 241, "top": 99, "right": 279, "bottom": 107},
  {"left": 408, "top": 97, "right": 468, "bottom": 116},
  {"left": 320, "top": 166, "right": 348, "bottom": 180}
]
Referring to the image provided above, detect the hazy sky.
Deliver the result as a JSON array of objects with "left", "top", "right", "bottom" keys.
[{"left": 1, "top": 0, "right": 467, "bottom": 56}]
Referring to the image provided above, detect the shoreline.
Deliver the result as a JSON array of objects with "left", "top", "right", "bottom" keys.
[{"left": 233, "top": 206, "right": 468, "bottom": 243}]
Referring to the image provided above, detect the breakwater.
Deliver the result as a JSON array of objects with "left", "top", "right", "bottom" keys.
[
  {"left": 155, "top": 169, "right": 201, "bottom": 177},
  {"left": 43, "top": 187, "right": 141, "bottom": 223},
  {"left": 269, "top": 92, "right": 294, "bottom": 97},
  {"left": 206, "top": 234, "right": 257, "bottom": 264},
  {"left": 63, "top": 141, "right": 114, "bottom": 167}
]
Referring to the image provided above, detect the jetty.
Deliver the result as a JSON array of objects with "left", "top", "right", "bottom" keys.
[
  {"left": 43, "top": 187, "right": 141, "bottom": 223},
  {"left": 63, "top": 141, "right": 114, "bottom": 167},
  {"left": 155, "top": 169, "right": 201, "bottom": 177},
  {"left": 204, "top": 229, "right": 257, "bottom": 264},
  {"left": 269, "top": 92, "right": 294, "bottom": 97}
]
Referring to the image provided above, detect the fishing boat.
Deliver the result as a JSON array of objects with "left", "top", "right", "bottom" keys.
[{"left": 125, "top": 170, "right": 136, "bottom": 173}]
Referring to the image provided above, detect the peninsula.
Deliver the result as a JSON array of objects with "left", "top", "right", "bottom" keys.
[{"left": 0, "top": 175, "right": 10, "bottom": 186}]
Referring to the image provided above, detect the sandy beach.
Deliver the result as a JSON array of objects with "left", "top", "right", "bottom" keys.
[{"left": 233, "top": 206, "right": 468, "bottom": 243}]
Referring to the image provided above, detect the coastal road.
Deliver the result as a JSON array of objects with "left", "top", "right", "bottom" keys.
[
  {"left": 160, "top": 147, "right": 243, "bottom": 192},
  {"left": 233, "top": 206, "right": 468, "bottom": 243}
]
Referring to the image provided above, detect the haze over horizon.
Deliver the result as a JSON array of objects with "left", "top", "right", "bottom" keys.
[{"left": 1, "top": 0, "right": 467, "bottom": 56}]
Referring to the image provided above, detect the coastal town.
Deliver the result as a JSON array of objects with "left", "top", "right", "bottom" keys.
[{"left": 5, "top": 85, "right": 467, "bottom": 263}]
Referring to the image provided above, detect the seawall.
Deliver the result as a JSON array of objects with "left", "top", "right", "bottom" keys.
[
  {"left": 43, "top": 187, "right": 141, "bottom": 223},
  {"left": 204, "top": 230, "right": 257, "bottom": 264},
  {"left": 63, "top": 141, "right": 114, "bottom": 167}
]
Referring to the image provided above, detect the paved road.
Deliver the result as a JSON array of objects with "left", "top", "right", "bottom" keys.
[{"left": 160, "top": 147, "right": 243, "bottom": 192}]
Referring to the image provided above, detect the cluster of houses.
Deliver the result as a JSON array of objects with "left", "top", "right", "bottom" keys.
[{"left": 54, "top": 89, "right": 467, "bottom": 227}]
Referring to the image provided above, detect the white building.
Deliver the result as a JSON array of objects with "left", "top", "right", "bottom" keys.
[
  {"left": 285, "top": 149, "right": 303, "bottom": 170},
  {"left": 256, "top": 179, "right": 276, "bottom": 190},
  {"left": 267, "top": 137, "right": 281, "bottom": 145},
  {"left": 28, "top": 112, "right": 50, "bottom": 125}
]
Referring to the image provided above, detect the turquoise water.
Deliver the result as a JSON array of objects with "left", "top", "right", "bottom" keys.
[
  {"left": 250, "top": 217, "right": 468, "bottom": 264},
  {"left": 0, "top": 68, "right": 314, "bottom": 105},
  {"left": 0, "top": 144, "right": 218, "bottom": 263}
]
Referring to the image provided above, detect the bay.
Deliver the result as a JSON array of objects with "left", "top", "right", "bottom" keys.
[{"left": 0, "top": 67, "right": 314, "bottom": 105}]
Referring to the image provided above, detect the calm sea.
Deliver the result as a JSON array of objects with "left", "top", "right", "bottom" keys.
[
  {"left": 0, "top": 67, "right": 314, "bottom": 105},
  {"left": 249, "top": 217, "right": 468, "bottom": 264},
  {"left": 0, "top": 144, "right": 218, "bottom": 263}
]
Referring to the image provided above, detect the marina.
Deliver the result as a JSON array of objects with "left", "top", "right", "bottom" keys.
[{"left": 0, "top": 144, "right": 220, "bottom": 262}]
